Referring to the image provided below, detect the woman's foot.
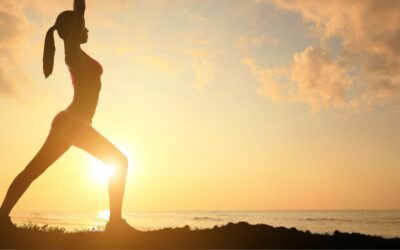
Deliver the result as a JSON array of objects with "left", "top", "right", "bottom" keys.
[
  {"left": 0, "top": 215, "right": 15, "bottom": 232},
  {"left": 105, "top": 218, "right": 137, "bottom": 233}
]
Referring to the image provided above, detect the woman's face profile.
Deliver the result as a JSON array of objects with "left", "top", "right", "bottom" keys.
[
  {"left": 81, "top": 26, "right": 89, "bottom": 44},
  {"left": 81, "top": 20, "right": 88, "bottom": 44}
]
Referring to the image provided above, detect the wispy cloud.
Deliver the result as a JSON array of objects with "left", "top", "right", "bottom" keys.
[
  {"left": 182, "top": 9, "right": 207, "bottom": 22},
  {"left": 236, "top": 34, "right": 280, "bottom": 50},
  {"left": 241, "top": 57, "right": 286, "bottom": 102},
  {"left": 138, "top": 55, "right": 180, "bottom": 75},
  {"left": 0, "top": 1, "right": 32, "bottom": 97},
  {"left": 192, "top": 59, "right": 216, "bottom": 90},
  {"left": 175, "top": 31, "right": 219, "bottom": 46},
  {"left": 177, "top": 30, "right": 221, "bottom": 89},
  {"left": 185, "top": 48, "right": 216, "bottom": 89}
]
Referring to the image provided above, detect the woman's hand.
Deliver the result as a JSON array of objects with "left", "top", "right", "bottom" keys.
[{"left": 73, "top": 0, "right": 86, "bottom": 13}]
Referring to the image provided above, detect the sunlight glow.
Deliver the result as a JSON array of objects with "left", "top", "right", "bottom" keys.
[
  {"left": 116, "top": 144, "right": 137, "bottom": 178},
  {"left": 89, "top": 158, "right": 115, "bottom": 185},
  {"left": 97, "top": 210, "right": 110, "bottom": 221}
]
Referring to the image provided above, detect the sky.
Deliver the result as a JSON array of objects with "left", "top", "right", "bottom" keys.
[{"left": 0, "top": 0, "right": 399, "bottom": 212}]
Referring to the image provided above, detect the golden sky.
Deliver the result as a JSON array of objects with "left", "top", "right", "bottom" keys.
[{"left": 0, "top": 0, "right": 399, "bottom": 212}]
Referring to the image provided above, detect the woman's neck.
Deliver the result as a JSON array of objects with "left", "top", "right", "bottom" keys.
[{"left": 64, "top": 42, "right": 83, "bottom": 53}]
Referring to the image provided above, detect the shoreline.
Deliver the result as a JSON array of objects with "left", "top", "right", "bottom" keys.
[{"left": 10, "top": 209, "right": 400, "bottom": 238}]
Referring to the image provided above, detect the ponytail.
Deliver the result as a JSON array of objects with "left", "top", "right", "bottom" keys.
[{"left": 43, "top": 26, "right": 57, "bottom": 78}]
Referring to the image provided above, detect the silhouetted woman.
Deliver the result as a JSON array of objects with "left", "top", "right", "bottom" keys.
[{"left": 0, "top": 0, "right": 131, "bottom": 231}]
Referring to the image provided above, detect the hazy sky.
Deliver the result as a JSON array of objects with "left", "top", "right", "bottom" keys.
[{"left": 0, "top": 0, "right": 399, "bottom": 212}]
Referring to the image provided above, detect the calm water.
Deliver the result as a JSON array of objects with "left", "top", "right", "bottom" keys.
[{"left": 11, "top": 210, "right": 400, "bottom": 238}]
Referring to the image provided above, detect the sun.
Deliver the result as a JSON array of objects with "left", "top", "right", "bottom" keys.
[
  {"left": 88, "top": 144, "right": 135, "bottom": 185},
  {"left": 89, "top": 158, "right": 115, "bottom": 185},
  {"left": 97, "top": 210, "right": 110, "bottom": 221}
]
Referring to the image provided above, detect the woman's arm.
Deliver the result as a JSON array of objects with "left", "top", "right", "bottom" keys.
[{"left": 65, "top": 0, "right": 86, "bottom": 56}]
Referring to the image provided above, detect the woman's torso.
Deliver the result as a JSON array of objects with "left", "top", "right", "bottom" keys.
[{"left": 65, "top": 50, "right": 103, "bottom": 124}]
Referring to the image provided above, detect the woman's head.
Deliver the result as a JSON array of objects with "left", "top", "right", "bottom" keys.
[
  {"left": 43, "top": 11, "right": 89, "bottom": 78},
  {"left": 54, "top": 11, "right": 88, "bottom": 43}
]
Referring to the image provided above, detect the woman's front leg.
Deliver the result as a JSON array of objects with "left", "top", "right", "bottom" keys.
[{"left": 72, "top": 125, "right": 128, "bottom": 223}]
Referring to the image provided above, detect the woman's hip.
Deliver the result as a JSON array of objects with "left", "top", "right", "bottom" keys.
[{"left": 50, "top": 110, "right": 92, "bottom": 141}]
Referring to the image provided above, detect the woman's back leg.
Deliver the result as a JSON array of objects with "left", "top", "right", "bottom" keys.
[{"left": 0, "top": 115, "right": 78, "bottom": 218}]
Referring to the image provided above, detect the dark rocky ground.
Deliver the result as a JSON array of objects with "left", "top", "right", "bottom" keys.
[{"left": 1, "top": 221, "right": 399, "bottom": 249}]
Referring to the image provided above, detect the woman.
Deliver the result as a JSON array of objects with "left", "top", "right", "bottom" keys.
[{"left": 0, "top": 0, "right": 131, "bottom": 231}]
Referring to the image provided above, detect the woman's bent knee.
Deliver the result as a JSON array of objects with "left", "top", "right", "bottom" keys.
[
  {"left": 114, "top": 154, "right": 128, "bottom": 172},
  {"left": 120, "top": 154, "right": 129, "bottom": 170}
]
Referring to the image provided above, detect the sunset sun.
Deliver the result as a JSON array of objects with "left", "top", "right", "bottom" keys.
[{"left": 89, "top": 158, "right": 115, "bottom": 185}]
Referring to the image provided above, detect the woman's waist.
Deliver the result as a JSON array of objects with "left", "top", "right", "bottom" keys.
[
  {"left": 72, "top": 81, "right": 102, "bottom": 92},
  {"left": 72, "top": 76, "right": 102, "bottom": 83},
  {"left": 64, "top": 104, "right": 97, "bottom": 124},
  {"left": 71, "top": 87, "right": 99, "bottom": 101}
]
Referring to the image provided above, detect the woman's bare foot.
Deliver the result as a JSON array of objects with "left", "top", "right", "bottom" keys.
[
  {"left": 0, "top": 215, "right": 15, "bottom": 232},
  {"left": 105, "top": 218, "right": 138, "bottom": 233}
]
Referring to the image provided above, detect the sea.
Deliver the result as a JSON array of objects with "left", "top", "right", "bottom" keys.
[{"left": 10, "top": 210, "right": 400, "bottom": 239}]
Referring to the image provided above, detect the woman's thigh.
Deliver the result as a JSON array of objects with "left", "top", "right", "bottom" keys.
[
  {"left": 26, "top": 129, "right": 71, "bottom": 175},
  {"left": 24, "top": 112, "right": 82, "bottom": 174},
  {"left": 72, "top": 126, "right": 125, "bottom": 166}
]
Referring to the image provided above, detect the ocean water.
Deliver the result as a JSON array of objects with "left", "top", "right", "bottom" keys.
[{"left": 10, "top": 210, "right": 400, "bottom": 239}]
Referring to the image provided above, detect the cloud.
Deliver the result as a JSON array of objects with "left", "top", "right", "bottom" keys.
[
  {"left": 241, "top": 57, "right": 285, "bottom": 102},
  {"left": 178, "top": 30, "right": 220, "bottom": 89},
  {"left": 139, "top": 55, "right": 179, "bottom": 75},
  {"left": 193, "top": 59, "right": 216, "bottom": 89},
  {"left": 236, "top": 34, "right": 280, "bottom": 50},
  {"left": 185, "top": 48, "right": 216, "bottom": 89},
  {"left": 0, "top": 1, "right": 32, "bottom": 97},
  {"left": 265, "top": 0, "right": 400, "bottom": 110},
  {"left": 290, "top": 46, "right": 352, "bottom": 110},
  {"left": 182, "top": 9, "right": 207, "bottom": 22},
  {"left": 22, "top": 0, "right": 133, "bottom": 31},
  {"left": 243, "top": 46, "right": 353, "bottom": 110},
  {"left": 176, "top": 31, "right": 217, "bottom": 46},
  {"left": 185, "top": 48, "right": 210, "bottom": 58}
]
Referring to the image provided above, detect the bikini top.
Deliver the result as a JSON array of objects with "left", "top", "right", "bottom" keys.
[{"left": 68, "top": 51, "right": 103, "bottom": 87}]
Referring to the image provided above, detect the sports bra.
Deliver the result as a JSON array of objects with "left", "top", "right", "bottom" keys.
[{"left": 68, "top": 51, "right": 103, "bottom": 86}]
